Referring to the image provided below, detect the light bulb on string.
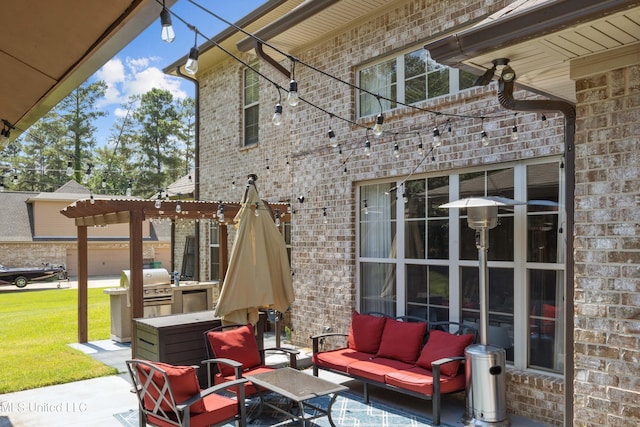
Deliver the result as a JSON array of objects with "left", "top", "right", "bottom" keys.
[
  {"left": 160, "top": 3, "right": 175, "bottom": 43},
  {"left": 511, "top": 113, "right": 519, "bottom": 141},
  {"left": 372, "top": 114, "right": 384, "bottom": 136},
  {"left": 275, "top": 209, "right": 281, "bottom": 227},
  {"left": 155, "top": 193, "right": 162, "bottom": 209},
  {"left": 481, "top": 130, "right": 489, "bottom": 146},
  {"left": 185, "top": 29, "right": 199, "bottom": 74},
  {"left": 541, "top": 114, "right": 549, "bottom": 128},
  {"left": 126, "top": 179, "right": 132, "bottom": 196},
  {"left": 217, "top": 203, "right": 225, "bottom": 222},
  {"left": 328, "top": 127, "right": 337, "bottom": 148},
  {"left": 12, "top": 173, "right": 18, "bottom": 185},
  {"left": 393, "top": 142, "right": 400, "bottom": 158},
  {"left": 322, "top": 207, "right": 328, "bottom": 224},
  {"left": 101, "top": 176, "right": 107, "bottom": 188},
  {"left": 447, "top": 119, "right": 452, "bottom": 134},
  {"left": 0, "top": 181, "right": 4, "bottom": 192},
  {"left": 363, "top": 135, "right": 371, "bottom": 156},
  {"left": 66, "top": 160, "right": 73, "bottom": 177},
  {"left": 175, "top": 199, "right": 182, "bottom": 214},
  {"left": 272, "top": 103, "right": 283, "bottom": 125},
  {"left": 287, "top": 61, "right": 299, "bottom": 106},
  {"left": 417, "top": 133, "right": 424, "bottom": 156},
  {"left": 255, "top": 202, "right": 260, "bottom": 217},
  {"left": 90, "top": 190, "right": 95, "bottom": 205},
  {"left": 363, "top": 199, "right": 369, "bottom": 215},
  {"left": 432, "top": 127, "right": 442, "bottom": 147}
]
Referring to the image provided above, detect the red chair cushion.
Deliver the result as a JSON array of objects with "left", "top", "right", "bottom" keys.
[
  {"left": 136, "top": 361, "right": 205, "bottom": 414},
  {"left": 416, "top": 330, "right": 474, "bottom": 376},
  {"left": 347, "top": 311, "right": 387, "bottom": 353},
  {"left": 207, "top": 324, "right": 262, "bottom": 376},
  {"left": 147, "top": 392, "right": 237, "bottom": 427},
  {"left": 375, "top": 318, "right": 426, "bottom": 363}
]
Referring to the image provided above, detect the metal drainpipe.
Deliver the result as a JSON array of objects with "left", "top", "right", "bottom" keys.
[
  {"left": 497, "top": 78, "right": 575, "bottom": 427},
  {"left": 175, "top": 67, "right": 200, "bottom": 281}
]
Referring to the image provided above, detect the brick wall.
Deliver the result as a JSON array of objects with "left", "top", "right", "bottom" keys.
[
  {"left": 197, "top": 1, "right": 570, "bottom": 424},
  {"left": 573, "top": 64, "right": 640, "bottom": 426}
]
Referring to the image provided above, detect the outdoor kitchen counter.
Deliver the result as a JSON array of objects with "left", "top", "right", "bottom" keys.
[{"left": 104, "top": 281, "right": 217, "bottom": 342}]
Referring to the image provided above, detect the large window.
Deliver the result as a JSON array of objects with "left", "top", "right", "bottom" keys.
[
  {"left": 243, "top": 64, "right": 259, "bottom": 147},
  {"left": 357, "top": 159, "right": 565, "bottom": 373},
  {"left": 209, "top": 221, "right": 220, "bottom": 281},
  {"left": 358, "top": 49, "right": 476, "bottom": 117}
]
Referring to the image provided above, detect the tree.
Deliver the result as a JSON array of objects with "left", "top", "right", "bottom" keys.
[
  {"left": 56, "top": 80, "right": 108, "bottom": 183},
  {"left": 128, "top": 88, "right": 184, "bottom": 196}
]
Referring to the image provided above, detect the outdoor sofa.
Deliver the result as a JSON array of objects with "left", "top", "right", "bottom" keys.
[{"left": 311, "top": 311, "right": 476, "bottom": 425}]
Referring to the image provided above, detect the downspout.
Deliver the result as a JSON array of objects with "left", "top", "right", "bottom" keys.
[
  {"left": 498, "top": 78, "right": 576, "bottom": 427},
  {"left": 175, "top": 67, "right": 200, "bottom": 281}
]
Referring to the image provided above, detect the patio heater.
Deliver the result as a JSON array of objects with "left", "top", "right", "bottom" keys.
[{"left": 441, "top": 196, "right": 523, "bottom": 427}]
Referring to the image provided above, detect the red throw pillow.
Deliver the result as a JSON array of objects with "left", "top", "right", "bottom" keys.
[
  {"left": 416, "top": 330, "right": 474, "bottom": 376},
  {"left": 136, "top": 361, "right": 205, "bottom": 414},
  {"left": 375, "top": 318, "right": 426, "bottom": 363},
  {"left": 207, "top": 324, "right": 262, "bottom": 376},
  {"left": 347, "top": 311, "right": 387, "bottom": 353}
]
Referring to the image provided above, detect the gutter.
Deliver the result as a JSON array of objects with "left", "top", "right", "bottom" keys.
[
  {"left": 425, "top": 0, "right": 640, "bottom": 66},
  {"left": 174, "top": 67, "right": 200, "bottom": 281},
  {"left": 498, "top": 77, "right": 575, "bottom": 427}
]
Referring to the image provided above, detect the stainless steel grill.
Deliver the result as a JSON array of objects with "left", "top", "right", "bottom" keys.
[{"left": 121, "top": 269, "right": 173, "bottom": 317}]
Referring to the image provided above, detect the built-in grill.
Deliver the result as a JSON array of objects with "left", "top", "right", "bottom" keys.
[{"left": 121, "top": 269, "right": 173, "bottom": 317}]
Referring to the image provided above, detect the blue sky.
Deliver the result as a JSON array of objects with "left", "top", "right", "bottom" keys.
[{"left": 90, "top": 0, "right": 266, "bottom": 147}]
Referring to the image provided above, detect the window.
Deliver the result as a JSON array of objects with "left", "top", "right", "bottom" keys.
[
  {"left": 358, "top": 49, "right": 475, "bottom": 117},
  {"left": 209, "top": 221, "right": 220, "bottom": 281},
  {"left": 357, "top": 159, "right": 565, "bottom": 373},
  {"left": 243, "top": 64, "right": 259, "bottom": 147}
]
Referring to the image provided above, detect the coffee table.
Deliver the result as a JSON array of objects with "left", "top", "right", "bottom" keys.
[{"left": 248, "top": 367, "right": 348, "bottom": 426}]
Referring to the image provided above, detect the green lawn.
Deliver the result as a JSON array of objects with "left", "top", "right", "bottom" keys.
[{"left": 0, "top": 287, "right": 117, "bottom": 393}]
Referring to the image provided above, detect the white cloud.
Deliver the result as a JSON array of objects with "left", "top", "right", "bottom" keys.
[{"left": 94, "top": 56, "right": 188, "bottom": 109}]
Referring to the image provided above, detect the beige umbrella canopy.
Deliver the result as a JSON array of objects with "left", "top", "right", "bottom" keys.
[{"left": 214, "top": 176, "right": 294, "bottom": 325}]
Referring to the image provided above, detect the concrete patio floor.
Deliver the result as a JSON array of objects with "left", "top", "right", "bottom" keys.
[{"left": 0, "top": 332, "right": 549, "bottom": 427}]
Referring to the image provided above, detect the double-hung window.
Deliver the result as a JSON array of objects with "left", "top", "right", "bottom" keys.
[
  {"left": 358, "top": 48, "right": 476, "bottom": 117},
  {"left": 357, "top": 159, "right": 565, "bottom": 373},
  {"left": 243, "top": 64, "right": 260, "bottom": 147}
]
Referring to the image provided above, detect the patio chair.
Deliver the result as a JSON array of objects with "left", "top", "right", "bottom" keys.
[
  {"left": 126, "top": 359, "right": 247, "bottom": 427},
  {"left": 203, "top": 323, "right": 298, "bottom": 395}
]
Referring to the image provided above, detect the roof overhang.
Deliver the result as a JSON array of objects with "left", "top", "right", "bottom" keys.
[
  {"left": 424, "top": 0, "right": 640, "bottom": 102},
  {"left": 1, "top": 0, "right": 176, "bottom": 136}
]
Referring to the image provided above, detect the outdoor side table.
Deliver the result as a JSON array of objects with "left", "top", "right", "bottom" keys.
[{"left": 249, "top": 367, "right": 348, "bottom": 427}]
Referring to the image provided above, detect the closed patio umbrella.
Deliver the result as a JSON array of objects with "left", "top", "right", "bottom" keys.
[{"left": 214, "top": 175, "right": 294, "bottom": 325}]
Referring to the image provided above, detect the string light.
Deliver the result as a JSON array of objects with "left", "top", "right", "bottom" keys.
[
  {"left": 155, "top": 192, "right": 162, "bottom": 209},
  {"left": 432, "top": 127, "right": 442, "bottom": 147},
  {"left": 417, "top": 133, "right": 424, "bottom": 156},
  {"left": 363, "top": 199, "right": 369, "bottom": 215},
  {"left": 90, "top": 189, "right": 95, "bottom": 204},
  {"left": 287, "top": 61, "right": 299, "bottom": 107},
  {"left": 327, "top": 115, "right": 337, "bottom": 147},
  {"left": 126, "top": 179, "right": 132, "bottom": 196},
  {"left": 175, "top": 198, "right": 182, "bottom": 213},
  {"left": 0, "top": 180, "right": 4, "bottom": 192},
  {"left": 101, "top": 176, "right": 107, "bottom": 188},
  {"left": 541, "top": 113, "right": 548, "bottom": 128},
  {"left": 12, "top": 173, "right": 18, "bottom": 185},
  {"left": 363, "top": 131, "right": 371, "bottom": 156},
  {"left": 217, "top": 202, "right": 225, "bottom": 222},
  {"left": 184, "top": 28, "right": 199, "bottom": 74},
  {"left": 272, "top": 103, "right": 283, "bottom": 125},
  {"left": 322, "top": 207, "right": 328, "bottom": 224},
  {"left": 254, "top": 202, "right": 260, "bottom": 217},
  {"left": 275, "top": 209, "right": 281, "bottom": 227},
  {"left": 393, "top": 142, "right": 400, "bottom": 158},
  {"left": 160, "top": 1, "right": 175, "bottom": 43},
  {"left": 512, "top": 113, "right": 519, "bottom": 141},
  {"left": 66, "top": 160, "right": 73, "bottom": 177},
  {"left": 372, "top": 114, "right": 384, "bottom": 136},
  {"left": 481, "top": 130, "right": 489, "bottom": 146}
]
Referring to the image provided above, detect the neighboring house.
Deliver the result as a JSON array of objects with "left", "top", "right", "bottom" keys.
[
  {"left": 0, "top": 180, "right": 170, "bottom": 277},
  {"left": 163, "top": 0, "right": 639, "bottom": 426}
]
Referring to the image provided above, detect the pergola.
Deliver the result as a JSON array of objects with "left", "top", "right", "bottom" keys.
[{"left": 60, "top": 197, "right": 291, "bottom": 345}]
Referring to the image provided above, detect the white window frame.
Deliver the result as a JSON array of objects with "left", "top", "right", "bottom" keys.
[
  {"left": 356, "top": 47, "right": 475, "bottom": 118},
  {"left": 356, "top": 157, "right": 565, "bottom": 374},
  {"left": 243, "top": 64, "right": 260, "bottom": 147}
]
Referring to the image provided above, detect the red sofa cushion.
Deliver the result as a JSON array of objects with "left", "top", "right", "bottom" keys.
[
  {"left": 347, "top": 358, "right": 414, "bottom": 383},
  {"left": 313, "top": 348, "right": 373, "bottom": 373},
  {"left": 385, "top": 366, "right": 466, "bottom": 396},
  {"left": 136, "top": 361, "right": 206, "bottom": 414},
  {"left": 416, "top": 330, "right": 474, "bottom": 376},
  {"left": 376, "top": 318, "right": 426, "bottom": 363},
  {"left": 207, "top": 324, "right": 262, "bottom": 376},
  {"left": 347, "top": 311, "right": 387, "bottom": 353}
]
